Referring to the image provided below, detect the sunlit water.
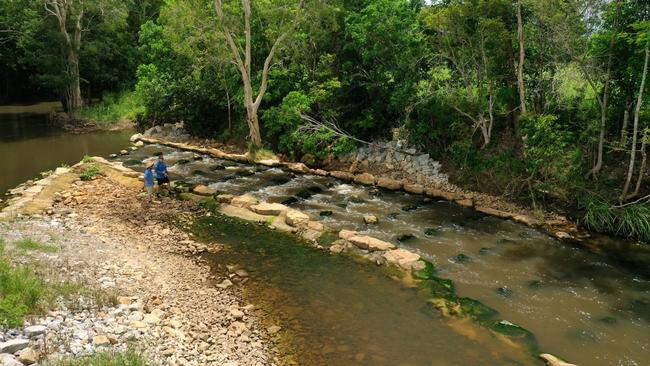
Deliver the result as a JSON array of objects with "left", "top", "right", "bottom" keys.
[
  {"left": 116, "top": 144, "right": 650, "bottom": 366},
  {"left": 0, "top": 112, "right": 133, "bottom": 195}
]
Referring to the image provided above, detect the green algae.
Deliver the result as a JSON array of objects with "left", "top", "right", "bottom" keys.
[{"left": 317, "top": 232, "right": 339, "bottom": 247}]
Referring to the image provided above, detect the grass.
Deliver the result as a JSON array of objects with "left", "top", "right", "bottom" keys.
[
  {"left": 44, "top": 350, "right": 147, "bottom": 366},
  {"left": 80, "top": 164, "right": 101, "bottom": 181},
  {"left": 77, "top": 91, "right": 144, "bottom": 125},
  {"left": 581, "top": 198, "right": 650, "bottom": 242},
  {"left": 15, "top": 238, "right": 58, "bottom": 253}
]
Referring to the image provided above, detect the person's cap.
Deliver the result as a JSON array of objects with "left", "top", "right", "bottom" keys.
[{"left": 146, "top": 161, "right": 155, "bottom": 168}]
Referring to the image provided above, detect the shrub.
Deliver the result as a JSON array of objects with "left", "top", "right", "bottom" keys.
[
  {"left": 80, "top": 165, "right": 101, "bottom": 181},
  {"left": 0, "top": 255, "right": 47, "bottom": 327},
  {"left": 44, "top": 350, "right": 147, "bottom": 366},
  {"left": 77, "top": 91, "right": 144, "bottom": 125}
]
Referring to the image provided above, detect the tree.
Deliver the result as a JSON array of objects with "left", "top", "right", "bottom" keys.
[
  {"left": 516, "top": 0, "right": 526, "bottom": 115},
  {"left": 212, "top": 0, "right": 307, "bottom": 148}
]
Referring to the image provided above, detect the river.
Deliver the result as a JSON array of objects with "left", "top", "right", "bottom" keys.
[
  {"left": 2, "top": 108, "right": 649, "bottom": 365},
  {"left": 0, "top": 105, "right": 133, "bottom": 196}
]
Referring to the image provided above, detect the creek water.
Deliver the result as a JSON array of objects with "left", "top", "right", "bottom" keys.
[
  {"left": 113, "top": 145, "right": 649, "bottom": 366},
  {"left": 0, "top": 110, "right": 133, "bottom": 196}
]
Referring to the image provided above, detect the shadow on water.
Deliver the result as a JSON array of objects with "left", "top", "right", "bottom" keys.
[{"left": 193, "top": 215, "right": 537, "bottom": 366}]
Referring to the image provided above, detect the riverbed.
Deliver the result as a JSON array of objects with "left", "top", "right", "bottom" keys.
[{"left": 0, "top": 109, "right": 133, "bottom": 195}]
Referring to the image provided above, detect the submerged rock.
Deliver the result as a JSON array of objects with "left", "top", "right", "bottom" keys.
[
  {"left": 396, "top": 233, "right": 415, "bottom": 242},
  {"left": 281, "top": 197, "right": 299, "bottom": 205},
  {"left": 497, "top": 287, "right": 513, "bottom": 297},
  {"left": 319, "top": 210, "right": 333, "bottom": 217},
  {"left": 479, "top": 247, "right": 495, "bottom": 254},
  {"left": 424, "top": 227, "right": 440, "bottom": 236},
  {"left": 453, "top": 253, "right": 471, "bottom": 263},
  {"left": 401, "top": 203, "right": 418, "bottom": 212}
]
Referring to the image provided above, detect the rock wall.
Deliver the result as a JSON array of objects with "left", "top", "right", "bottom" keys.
[{"left": 339, "top": 140, "right": 448, "bottom": 186}]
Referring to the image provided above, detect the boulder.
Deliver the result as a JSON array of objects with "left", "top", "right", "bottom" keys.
[
  {"left": 285, "top": 209, "right": 310, "bottom": 227},
  {"left": 17, "top": 348, "right": 38, "bottom": 365},
  {"left": 307, "top": 221, "right": 325, "bottom": 231},
  {"left": 24, "top": 325, "right": 46, "bottom": 338},
  {"left": 404, "top": 184, "right": 424, "bottom": 195},
  {"left": 353, "top": 173, "right": 376, "bottom": 186},
  {"left": 129, "top": 133, "right": 142, "bottom": 142},
  {"left": 231, "top": 195, "right": 258, "bottom": 208},
  {"left": 286, "top": 163, "right": 310, "bottom": 174},
  {"left": 0, "top": 339, "right": 29, "bottom": 354},
  {"left": 250, "top": 203, "right": 289, "bottom": 216},
  {"left": 363, "top": 215, "right": 378, "bottom": 224},
  {"left": 330, "top": 171, "right": 354, "bottom": 182},
  {"left": 193, "top": 185, "right": 217, "bottom": 196},
  {"left": 339, "top": 229, "right": 357, "bottom": 240},
  {"left": 376, "top": 177, "right": 403, "bottom": 190},
  {"left": 134, "top": 141, "right": 144, "bottom": 147},
  {"left": 216, "top": 194, "right": 234, "bottom": 204},
  {"left": 348, "top": 235, "right": 394, "bottom": 251},
  {"left": 382, "top": 249, "right": 421, "bottom": 270},
  {"left": 0, "top": 354, "right": 22, "bottom": 366}
]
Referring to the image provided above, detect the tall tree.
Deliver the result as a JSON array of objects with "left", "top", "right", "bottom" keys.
[
  {"left": 212, "top": 0, "right": 306, "bottom": 147},
  {"left": 516, "top": 0, "right": 526, "bottom": 115}
]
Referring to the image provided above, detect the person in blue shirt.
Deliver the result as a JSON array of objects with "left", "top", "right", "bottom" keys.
[
  {"left": 155, "top": 155, "right": 170, "bottom": 195},
  {"left": 143, "top": 161, "right": 155, "bottom": 198}
]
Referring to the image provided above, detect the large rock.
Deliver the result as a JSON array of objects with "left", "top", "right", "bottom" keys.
[
  {"left": 0, "top": 339, "right": 29, "bottom": 354},
  {"left": 17, "top": 348, "right": 38, "bottom": 365},
  {"left": 231, "top": 195, "right": 258, "bottom": 208},
  {"left": 193, "top": 185, "right": 217, "bottom": 196},
  {"left": 0, "top": 354, "right": 23, "bottom": 366},
  {"left": 134, "top": 140, "right": 144, "bottom": 147},
  {"left": 353, "top": 173, "right": 376, "bottom": 186},
  {"left": 376, "top": 177, "right": 403, "bottom": 190},
  {"left": 348, "top": 235, "right": 394, "bottom": 251},
  {"left": 285, "top": 210, "right": 310, "bottom": 227},
  {"left": 330, "top": 171, "right": 354, "bottom": 182},
  {"left": 425, "top": 188, "right": 457, "bottom": 201},
  {"left": 24, "top": 325, "right": 46, "bottom": 338},
  {"left": 129, "top": 133, "right": 142, "bottom": 142},
  {"left": 382, "top": 249, "right": 421, "bottom": 270},
  {"left": 404, "top": 184, "right": 424, "bottom": 195},
  {"left": 250, "top": 203, "right": 288, "bottom": 216},
  {"left": 339, "top": 229, "right": 357, "bottom": 240},
  {"left": 286, "top": 163, "right": 310, "bottom": 174}
]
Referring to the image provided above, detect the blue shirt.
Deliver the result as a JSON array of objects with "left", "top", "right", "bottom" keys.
[
  {"left": 155, "top": 161, "right": 168, "bottom": 178},
  {"left": 144, "top": 169, "right": 155, "bottom": 186}
]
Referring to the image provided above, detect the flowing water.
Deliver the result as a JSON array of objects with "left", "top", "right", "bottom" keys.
[
  {"left": 114, "top": 144, "right": 650, "bottom": 366},
  {"left": 0, "top": 109, "right": 133, "bottom": 196}
]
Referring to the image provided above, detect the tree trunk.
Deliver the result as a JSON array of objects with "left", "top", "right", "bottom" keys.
[
  {"left": 67, "top": 49, "right": 83, "bottom": 110},
  {"left": 246, "top": 107, "right": 262, "bottom": 148},
  {"left": 621, "top": 45, "right": 649, "bottom": 201},
  {"left": 620, "top": 98, "right": 631, "bottom": 145},
  {"left": 516, "top": 0, "right": 526, "bottom": 115},
  {"left": 632, "top": 128, "right": 648, "bottom": 198}
]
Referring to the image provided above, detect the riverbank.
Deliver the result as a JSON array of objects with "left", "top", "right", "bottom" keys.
[{"left": 0, "top": 162, "right": 274, "bottom": 365}]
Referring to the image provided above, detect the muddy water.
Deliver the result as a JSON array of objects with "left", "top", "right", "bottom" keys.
[
  {"left": 116, "top": 144, "right": 650, "bottom": 366},
  {"left": 0, "top": 111, "right": 133, "bottom": 195}
]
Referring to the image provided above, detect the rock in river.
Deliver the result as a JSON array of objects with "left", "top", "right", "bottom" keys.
[
  {"left": 193, "top": 185, "right": 217, "bottom": 196},
  {"left": 250, "top": 203, "right": 288, "bottom": 216},
  {"left": 285, "top": 209, "right": 310, "bottom": 227},
  {"left": 348, "top": 235, "right": 394, "bottom": 251}
]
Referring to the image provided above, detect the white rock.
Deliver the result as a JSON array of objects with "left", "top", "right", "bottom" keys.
[
  {"left": 24, "top": 325, "right": 46, "bottom": 338},
  {"left": 0, "top": 339, "right": 29, "bottom": 354},
  {"left": 129, "top": 133, "right": 143, "bottom": 142},
  {"left": 134, "top": 141, "right": 144, "bottom": 147}
]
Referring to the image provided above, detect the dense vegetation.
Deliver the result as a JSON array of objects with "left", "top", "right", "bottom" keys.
[{"left": 2, "top": 0, "right": 650, "bottom": 241}]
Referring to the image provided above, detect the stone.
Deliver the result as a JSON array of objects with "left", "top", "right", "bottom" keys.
[
  {"left": 307, "top": 221, "right": 325, "bottom": 232},
  {"left": 338, "top": 229, "right": 357, "bottom": 240},
  {"left": 555, "top": 231, "right": 572, "bottom": 240},
  {"left": 134, "top": 141, "right": 144, "bottom": 147},
  {"left": 257, "top": 159, "right": 281, "bottom": 167},
  {"left": 425, "top": 188, "right": 457, "bottom": 201},
  {"left": 93, "top": 335, "right": 111, "bottom": 347},
  {"left": 109, "top": 154, "right": 118, "bottom": 158},
  {"left": 512, "top": 215, "right": 541, "bottom": 227},
  {"left": 17, "top": 348, "right": 38, "bottom": 365},
  {"left": 286, "top": 162, "right": 310, "bottom": 174},
  {"left": 474, "top": 206, "right": 513, "bottom": 219},
  {"left": 143, "top": 314, "right": 161, "bottom": 324},
  {"left": 353, "top": 173, "right": 376, "bottom": 185},
  {"left": 267, "top": 326, "right": 281, "bottom": 334},
  {"left": 169, "top": 319, "right": 183, "bottom": 329},
  {"left": 249, "top": 203, "right": 288, "bottom": 216},
  {"left": 539, "top": 354, "right": 577, "bottom": 366},
  {"left": 193, "top": 185, "right": 218, "bottom": 196},
  {"left": 24, "top": 325, "right": 46, "bottom": 338},
  {"left": 348, "top": 235, "right": 394, "bottom": 251},
  {"left": 312, "top": 169, "right": 328, "bottom": 176},
  {"left": 216, "top": 279, "right": 233, "bottom": 289},
  {"left": 363, "top": 215, "right": 378, "bottom": 224},
  {"left": 376, "top": 177, "right": 403, "bottom": 190},
  {"left": 404, "top": 184, "right": 424, "bottom": 195},
  {"left": 285, "top": 210, "right": 310, "bottom": 227},
  {"left": 216, "top": 194, "right": 234, "bottom": 203},
  {"left": 117, "top": 296, "right": 132, "bottom": 305},
  {"left": 0, "top": 354, "right": 22, "bottom": 366},
  {"left": 120, "top": 149, "right": 129, "bottom": 155},
  {"left": 231, "top": 195, "right": 258, "bottom": 208},
  {"left": 129, "top": 320, "right": 147, "bottom": 329},
  {"left": 382, "top": 249, "right": 421, "bottom": 270},
  {"left": 330, "top": 171, "right": 354, "bottom": 181},
  {"left": 129, "top": 133, "right": 143, "bottom": 142},
  {"left": 455, "top": 198, "right": 473, "bottom": 208},
  {"left": 230, "top": 307, "right": 245, "bottom": 320},
  {"left": 329, "top": 244, "right": 344, "bottom": 254},
  {"left": 162, "top": 348, "right": 175, "bottom": 357},
  {"left": 0, "top": 339, "right": 29, "bottom": 354}
]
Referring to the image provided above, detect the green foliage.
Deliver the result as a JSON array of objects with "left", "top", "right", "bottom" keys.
[
  {"left": 77, "top": 91, "right": 144, "bottom": 124},
  {"left": 581, "top": 198, "right": 650, "bottom": 242},
  {"left": 0, "top": 251, "right": 46, "bottom": 327},
  {"left": 80, "top": 165, "right": 101, "bottom": 181},
  {"left": 45, "top": 350, "right": 147, "bottom": 366},
  {"left": 15, "top": 238, "right": 58, "bottom": 253}
]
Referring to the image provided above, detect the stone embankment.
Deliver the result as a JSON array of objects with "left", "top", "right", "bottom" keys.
[
  {"left": 0, "top": 160, "right": 273, "bottom": 365},
  {"left": 135, "top": 123, "right": 584, "bottom": 242}
]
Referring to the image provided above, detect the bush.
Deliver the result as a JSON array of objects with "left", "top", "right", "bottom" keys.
[
  {"left": 0, "top": 251, "right": 47, "bottom": 327},
  {"left": 80, "top": 165, "right": 101, "bottom": 181},
  {"left": 581, "top": 197, "right": 650, "bottom": 242},
  {"left": 77, "top": 91, "right": 144, "bottom": 125}
]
